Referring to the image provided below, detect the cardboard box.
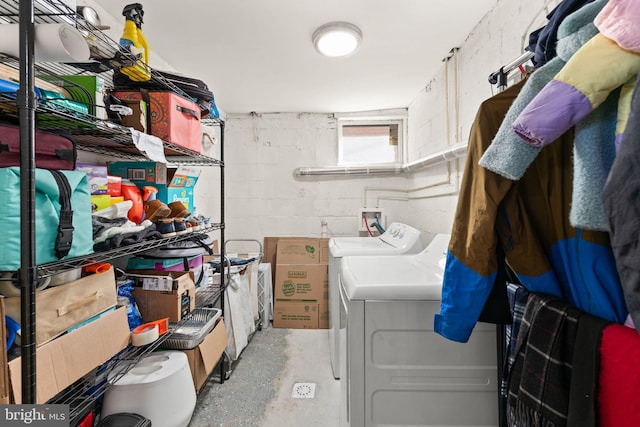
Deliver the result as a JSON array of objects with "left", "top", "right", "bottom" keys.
[
  {"left": 91, "top": 194, "right": 111, "bottom": 212},
  {"left": 319, "top": 303, "right": 329, "bottom": 329},
  {"left": 112, "top": 91, "right": 202, "bottom": 154},
  {"left": 265, "top": 237, "right": 329, "bottom": 286},
  {"left": 9, "top": 306, "right": 130, "bottom": 403},
  {"left": 161, "top": 166, "right": 200, "bottom": 211},
  {"left": 108, "top": 161, "right": 167, "bottom": 187},
  {"left": 3, "top": 267, "right": 118, "bottom": 346},
  {"left": 120, "top": 98, "right": 148, "bottom": 133},
  {"left": 130, "top": 270, "right": 196, "bottom": 322},
  {"left": 107, "top": 175, "right": 122, "bottom": 197},
  {"left": 273, "top": 264, "right": 328, "bottom": 302},
  {"left": 180, "top": 318, "right": 227, "bottom": 392},
  {"left": 107, "top": 162, "right": 200, "bottom": 212},
  {"left": 76, "top": 163, "right": 108, "bottom": 195},
  {"left": 276, "top": 238, "right": 329, "bottom": 265},
  {"left": 263, "top": 237, "right": 279, "bottom": 281},
  {"left": 273, "top": 301, "right": 321, "bottom": 329}
]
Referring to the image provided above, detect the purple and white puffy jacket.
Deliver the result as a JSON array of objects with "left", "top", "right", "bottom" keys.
[{"left": 512, "top": 0, "right": 640, "bottom": 148}]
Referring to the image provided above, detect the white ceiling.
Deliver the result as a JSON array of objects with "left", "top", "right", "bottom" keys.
[{"left": 96, "top": 0, "right": 498, "bottom": 114}]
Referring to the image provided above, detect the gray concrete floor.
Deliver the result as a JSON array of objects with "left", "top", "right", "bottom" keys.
[{"left": 189, "top": 327, "right": 340, "bottom": 427}]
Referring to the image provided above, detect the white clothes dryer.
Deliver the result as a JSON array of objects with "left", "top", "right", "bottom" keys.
[
  {"left": 328, "top": 222, "right": 423, "bottom": 379},
  {"left": 338, "top": 234, "right": 498, "bottom": 427}
]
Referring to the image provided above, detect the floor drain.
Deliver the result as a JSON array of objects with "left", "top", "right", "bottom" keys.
[{"left": 291, "top": 382, "right": 316, "bottom": 399}]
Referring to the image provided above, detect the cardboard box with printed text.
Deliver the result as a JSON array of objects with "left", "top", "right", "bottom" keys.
[
  {"left": 273, "top": 264, "right": 328, "bottom": 302},
  {"left": 8, "top": 306, "right": 130, "bottom": 403},
  {"left": 129, "top": 270, "right": 196, "bottom": 323}
]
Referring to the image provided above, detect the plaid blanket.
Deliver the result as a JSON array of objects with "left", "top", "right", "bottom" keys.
[
  {"left": 501, "top": 284, "right": 531, "bottom": 414},
  {"left": 507, "top": 293, "right": 581, "bottom": 426}
]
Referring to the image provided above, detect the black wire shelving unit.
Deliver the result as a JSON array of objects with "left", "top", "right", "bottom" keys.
[
  {"left": 1, "top": 0, "right": 226, "bottom": 408},
  {"left": 46, "top": 280, "right": 225, "bottom": 423}
]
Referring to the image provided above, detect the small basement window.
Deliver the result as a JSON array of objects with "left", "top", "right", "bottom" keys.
[{"left": 338, "top": 118, "right": 404, "bottom": 165}]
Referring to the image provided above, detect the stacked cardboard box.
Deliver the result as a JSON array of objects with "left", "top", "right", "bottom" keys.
[
  {"left": 273, "top": 238, "right": 329, "bottom": 329},
  {"left": 3, "top": 267, "right": 118, "bottom": 346},
  {"left": 8, "top": 307, "right": 130, "bottom": 403}
]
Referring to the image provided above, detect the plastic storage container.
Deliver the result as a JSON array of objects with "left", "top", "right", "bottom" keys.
[
  {"left": 101, "top": 351, "right": 196, "bottom": 427},
  {"left": 97, "top": 412, "right": 151, "bottom": 427}
]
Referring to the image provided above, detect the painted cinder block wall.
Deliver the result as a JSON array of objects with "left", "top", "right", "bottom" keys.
[
  {"left": 80, "top": 0, "right": 561, "bottom": 250},
  {"left": 198, "top": 0, "right": 561, "bottom": 251}
]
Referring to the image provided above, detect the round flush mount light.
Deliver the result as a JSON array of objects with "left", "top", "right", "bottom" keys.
[{"left": 312, "top": 22, "right": 362, "bottom": 57}]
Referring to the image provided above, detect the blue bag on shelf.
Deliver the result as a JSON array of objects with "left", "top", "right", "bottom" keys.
[
  {"left": 0, "top": 167, "right": 94, "bottom": 270},
  {"left": 117, "top": 279, "right": 144, "bottom": 330}
]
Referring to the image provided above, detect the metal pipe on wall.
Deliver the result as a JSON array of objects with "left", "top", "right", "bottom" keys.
[
  {"left": 294, "top": 164, "right": 404, "bottom": 176},
  {"left": 294, "top": 142, "right": 467, "bottom": 177},
  {"left": 376, "top": 188, "right": 458, "bottom": 203},
  {"left": 402, "top": 142, "right": 467, "bottom": 173}
]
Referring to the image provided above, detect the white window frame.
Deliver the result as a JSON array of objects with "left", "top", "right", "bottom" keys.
[{"left": 336, "top": 111, "right": 407, "bottom": 166}]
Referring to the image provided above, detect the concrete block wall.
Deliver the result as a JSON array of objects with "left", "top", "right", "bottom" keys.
[
  {"left": 202, "top": 0, "right": 564, "bottom": 250},
  {"left": 82, "top": 0, "right": 566, "bottom": 250},
  {"left": 201, "top": 112, "right": 410, "bottom": 250},
  {"left": 403, "top": 0, "right": 562, "bottom": 241}
]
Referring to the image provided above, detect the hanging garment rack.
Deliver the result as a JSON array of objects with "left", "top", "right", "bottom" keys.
[
  {"left": 488, "top": 51, "right": 535, "bottom": 90},
  {"left": 487, "top": 54, "right": 533, "bottom": 424}
]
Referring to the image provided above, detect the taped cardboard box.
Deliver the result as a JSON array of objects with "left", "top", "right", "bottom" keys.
[
  {"left": 180, "top": 318, "right": 227, "bottom": 392},
  {"left": 276, "top": 238, "right": 329, "bottom": 265},
  {"left": 273, "top": 300, "right": 321, "bottom": 329},
  {"left": 129, "top": 270, "right": 196, "bottom": 323},
  {"left": 9, "top": 306, "right": 130, "bottom": 403},
  {"left": 319, "top": 303, "right": 329, "bottom": 329},
  {"left": 3, "top": 266, "right": 118, "bottom": 346},
  {"left": 273, "top": 264, "right": 328, "bottom": 302},
  {"left": 264, "top": 237, "right": 329, "bottom": 284}
]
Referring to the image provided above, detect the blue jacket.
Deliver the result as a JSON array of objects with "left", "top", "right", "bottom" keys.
[{"left": 434, "top": 79, "right": 627, "bottom": 343}]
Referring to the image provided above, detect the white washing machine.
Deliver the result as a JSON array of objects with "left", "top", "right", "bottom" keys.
[
  {"left": 339, "top": 234, "right": 498, "bottom": 427},
  {"left": 329, "top": 222, "right": 423, "bottom": 379}
]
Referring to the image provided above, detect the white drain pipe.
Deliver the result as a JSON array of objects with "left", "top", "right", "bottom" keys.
[{"left": 294, "top": 142, "right": 467, "bottom": 177}]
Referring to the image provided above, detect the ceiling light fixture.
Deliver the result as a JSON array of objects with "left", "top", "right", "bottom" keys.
[{"left": 312, "top": 22, "right": 362, "bottom": 58}]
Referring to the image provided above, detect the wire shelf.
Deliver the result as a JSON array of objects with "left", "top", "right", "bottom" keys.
[
  {"left": 0, "top": 1, "right": 224, "bottom": 165},
  {"left": 40, "top": 225, "right": 223, "bottom": 277},
  {"left": 0, "top": 90, "right": 223, "bottom": 165},
  {"left": 0, "top": 224, "right": 223, "bottom": 279},
  {"left": 46, "top": 284, "right": 223, "bottom": 422},
  {"left": 0, "top": 0, "right": 194, "bottom": 99},
  {"left": 3, "top": 0, "right": 227, "bottom": 406}
]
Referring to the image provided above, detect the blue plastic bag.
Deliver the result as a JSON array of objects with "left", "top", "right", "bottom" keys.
[{"left": 117, "top": 279, "right": 143, "bottom": 330}]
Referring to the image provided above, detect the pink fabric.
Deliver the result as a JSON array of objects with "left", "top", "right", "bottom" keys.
[{"left": 594, "top": 0, "right": 640, "bottom": 52}]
